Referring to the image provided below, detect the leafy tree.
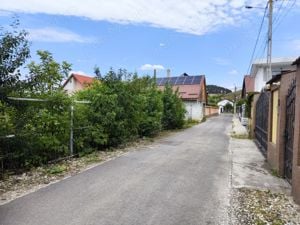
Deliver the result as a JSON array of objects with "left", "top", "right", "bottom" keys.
[
  {"left": 94, "top": 66, "right": 102, "bottom": 79},
  {"left": 0, "top": 101, "right": 15, "bottom": 137},
  {"left": 26, "top": 50, "right": 71, "bottom": 95},
  {"left": 208, "top": 94, "right": 222, "bottom": 106},
  {"left": 131, "top": 75, "right": 163, "bottom": 137},
  {"left": 0, "top": 19, "right": 30, "bottom": 100},
  {"left": 162, "top": 84, "right": 185, "bottom": 129},
  {"left": 21, "top": 92, "right": 71, "bottom": 165},
  {"left": 224, "top": 103, "right": 233, "bottom": 113}
]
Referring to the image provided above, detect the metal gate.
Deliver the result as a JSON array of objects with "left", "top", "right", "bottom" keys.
[
  {"left": 255, "top": 91, "right": 270, "bottom": 155},
  {"left": 284, "top": 79, "right": 296, "bottom": 183}
]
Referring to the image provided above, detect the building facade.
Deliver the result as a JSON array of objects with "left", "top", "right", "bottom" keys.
[
  {"left": 63, "top": 73, "right": 95, "bottom": 95},
  {"left": 156, "top": 73, "right": 207, "bottom": 121}
]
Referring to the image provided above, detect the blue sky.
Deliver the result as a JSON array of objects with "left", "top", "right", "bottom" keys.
[{"left": 0, "top": 0, "right": 299, "bottom": 89}]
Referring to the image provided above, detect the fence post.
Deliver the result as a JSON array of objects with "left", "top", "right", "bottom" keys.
[{"left": 70, "top": 105, "right": 74, "bottom": 156}]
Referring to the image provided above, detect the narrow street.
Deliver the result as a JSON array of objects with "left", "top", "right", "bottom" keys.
[{"left": 0, "top": 115, "right": 232, "bottom": 225}]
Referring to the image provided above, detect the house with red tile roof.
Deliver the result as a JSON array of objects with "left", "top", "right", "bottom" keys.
[
  {"left": 241, "top": 75, "right": 255, "bottom": 99},
  {"left": 156, "top": 73, "right": 207, "bottom": 120},
  {"left": 63, "top": 73, "right": 95, "bottom": 94}
]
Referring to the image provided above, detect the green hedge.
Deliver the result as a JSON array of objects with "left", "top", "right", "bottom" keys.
[{"left": 0, "top": 70, "right": 186, "bottom": 172}]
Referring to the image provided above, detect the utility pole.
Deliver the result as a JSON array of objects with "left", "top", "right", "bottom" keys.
[
  {"left": 234, "top": 85, "right": 237, "bottom": 115},
  {"left": 267, "top": 0, "right": 273, "bottom": 81}
]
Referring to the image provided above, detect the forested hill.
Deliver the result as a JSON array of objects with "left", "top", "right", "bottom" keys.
[{"left": 207, "top": 85, "right": 232, "bottom": 94}]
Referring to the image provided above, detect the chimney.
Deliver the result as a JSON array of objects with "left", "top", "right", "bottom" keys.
[
  {"left": 153, "top": 69, "right": 157, "bottom": 77},
  {"left": 167, "top": 69, "right": 171, "bottom": 78}
]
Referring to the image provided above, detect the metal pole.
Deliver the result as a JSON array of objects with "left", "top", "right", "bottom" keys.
[
  {"left": 267, "top": 0, "right": 273, "bottom": 81},
  {"left": 70, "top": 105, "right": 74, "bottom": 156},
  {"left": 234, "top": 85, "right": 237, "bottom": 115}
]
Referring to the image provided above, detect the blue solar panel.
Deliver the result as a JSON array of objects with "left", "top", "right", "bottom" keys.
[
  {"left": 184, "top": 76, "right": 193, "bottom": 85},
  {"left": 170, "top": 77, "right": 177, "bottom": 85},
  {"left": 192, "top": 76, "right": 202, "bottom": 84},
  {"left": 157, "top": 75, "right": 203, "bottom": 86},
  {"left": 176, "top": 77, "right": 186, "bottom": 85}
]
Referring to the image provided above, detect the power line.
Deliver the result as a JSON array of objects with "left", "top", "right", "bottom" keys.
[
  {"left": 246, "top": 2, "right": 269, "bottom": 75},
  {"left": 272, "top": 0, "right": 286, "bottom": 25},
  {"left": 255, "top": 34, "right": 268, "bottom": 61},
  {"left": 273, "top": 0, "right": 297, "bottom": 33}
]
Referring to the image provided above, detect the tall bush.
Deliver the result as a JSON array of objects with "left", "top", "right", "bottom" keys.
[{"left": 162, "top": 84, "right": 185, "bottom": 129}]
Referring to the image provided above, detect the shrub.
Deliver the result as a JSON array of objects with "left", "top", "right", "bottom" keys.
[{"left": 162, "top": 84, "right": 186, "bottom": 129}]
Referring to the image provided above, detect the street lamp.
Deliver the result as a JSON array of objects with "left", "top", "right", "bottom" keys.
[
  {"left": 245, "top": 5, "right": 266, "bottom": 9},
  {"left": 245, "top": 1, "right": 273, "bottom": 81}
]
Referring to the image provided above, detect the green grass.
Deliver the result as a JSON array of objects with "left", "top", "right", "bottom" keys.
[
  {"left": 183, "top": 119, "right": 200, "bottom": 128},
  {"left": 270, "top": 169, "right": 282, "bottom": 178},
  {"left": 82, "top": 152, "right": 102, "bottom": 164},
  {"left": 46, "top": 164, "right": 67, "bottom": 175},
  {"left": 231, "top": 131, "right": 250, "bottom": 139}
]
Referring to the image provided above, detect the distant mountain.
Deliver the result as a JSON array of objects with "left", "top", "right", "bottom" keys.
[{"left": 207, "top": 85, "right": 232, "bottom": 94}]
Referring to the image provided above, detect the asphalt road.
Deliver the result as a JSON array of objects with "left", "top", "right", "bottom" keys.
[{"left": 0, "top": 115, "right": 232, "bottom": 225}]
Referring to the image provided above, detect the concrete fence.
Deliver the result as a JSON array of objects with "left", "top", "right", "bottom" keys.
[
  {"left": 204, "top": 106, "right": 219, "bottom": 117},
  {"left": 250, "top": 58, "right": 300, "bottom": 204}
]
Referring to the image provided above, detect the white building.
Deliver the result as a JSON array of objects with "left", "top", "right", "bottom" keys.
[
  {"left": 62, "top": 73, "right": 95, "bottom": 95},
  {"left": 250, "top": 57, "right": 296, "bottom": 92},
  {"left": 217, "top": 99, "right": 233, "bottom": 114},
  {"left": 156, "top": 74, "right": 207, "bottom": 121}
]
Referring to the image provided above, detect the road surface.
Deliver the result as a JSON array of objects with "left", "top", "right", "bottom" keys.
[{"left": 0, "top": 115, "right": 232, "bottom": 225}]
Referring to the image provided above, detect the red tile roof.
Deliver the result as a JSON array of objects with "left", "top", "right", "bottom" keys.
[
  {"left": 158, "top": 85, "right": 202, "bottom": 100},
  {"left": 73, "top": 74, "right": 94, "bottom": 85},
  {"left": 62, "top": 73, "right": 95, "bottom": 87},
  {"left": 157, "top": 75, "right": 205, "bottom": 101}
]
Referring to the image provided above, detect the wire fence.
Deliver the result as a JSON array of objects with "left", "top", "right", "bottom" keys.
[{"left": 0, "top": 97, "right": 91, "bottom": 177}]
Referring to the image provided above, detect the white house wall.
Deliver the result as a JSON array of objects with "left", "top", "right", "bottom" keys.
[
  {"left": 184, "top": 101, "right": 204, "bottom": 121},
  {"left": 254, "top": 64, "right": 296, "bottom": 92},
  {"left": 254, "top": 67, "right": 266, "bottom": 92},
  {"left": 63, "top": 78, "right": 84, "bottom": 95},
  {"left": 63, "top": 77, "right": 76, "bottom": 94}
]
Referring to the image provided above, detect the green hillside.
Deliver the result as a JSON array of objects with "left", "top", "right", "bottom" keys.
[{"left": 207, "top": 85, "right": 232, "bottom": 94}]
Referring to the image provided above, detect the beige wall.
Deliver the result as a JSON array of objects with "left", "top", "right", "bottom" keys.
[
  {"left": 267, "top": 72, "right": 296, "bottom": 176},
  {"left": 205, "top": 106, "right": 219, "bottom": 117},
  {"left": 292, "top": 64, "right": 300, "bottom": 204},
  {"left": 271, "top": 90, "right": 278, "bottom": 144},
  {"left": 263, "top": 68, "right": 300, "bottom": 204}
]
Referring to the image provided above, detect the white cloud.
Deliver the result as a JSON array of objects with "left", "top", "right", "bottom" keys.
[
  {"left": 0, "top": 0, "right": 273, "bottom": 36},
  {"left": 228, "top": 69, "right": 238, "bottom": 75},
  {"left": 140, "top": 64, "right": 165, "bottom": 71},
  {"left": 0, "top": 10, "right": 13, "bottom": 17},
  {"left": 27, "top": 27, "right": 96, "bottom": 43},
  {"left": 159, "top": 43, "right": 165, "bottom": 47}
]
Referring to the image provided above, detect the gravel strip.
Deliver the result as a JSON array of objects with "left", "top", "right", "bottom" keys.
[{"left": 231, "top": 187, "right": 300, "bottom": 225}]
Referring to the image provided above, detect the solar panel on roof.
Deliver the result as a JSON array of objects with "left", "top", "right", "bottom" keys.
[
  {"left": 176, "top": 77, "right": 185, "bottom": 85},
  {"left": 174, "top": 77, "right": 179, "bottom": 85},
  {"left": 192, "top": 76, "right": 202, "bottom": 84},
  {"left": 184, "top": 76, "right": 193, "bottom": 85},
  {"left": 168, "top": 77, "right": 175, "bottom": 85},
  {"left": 157, "top": 75, "right": 203, "bottom": 86}
]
